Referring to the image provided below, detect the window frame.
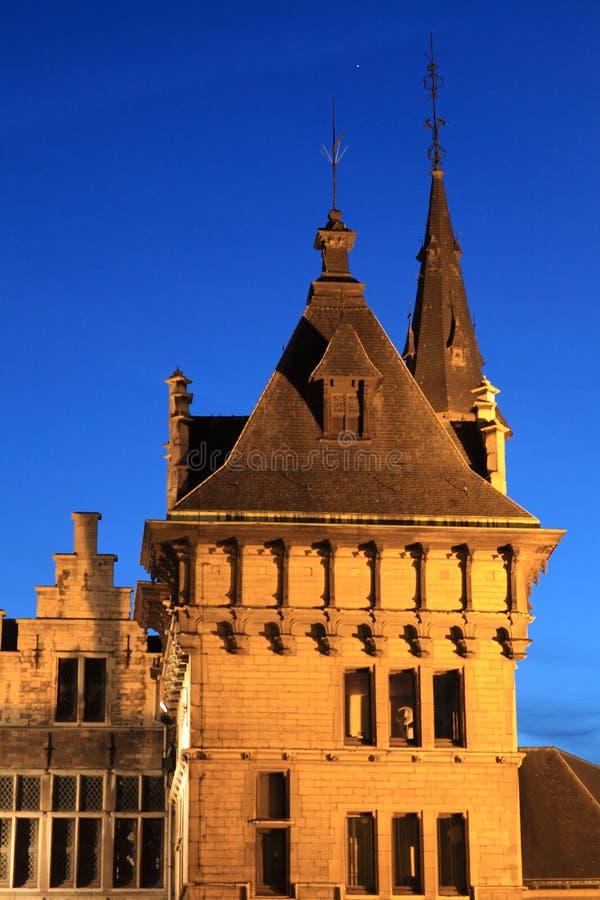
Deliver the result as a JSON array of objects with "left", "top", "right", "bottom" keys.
[
  {"left": 344, "top": 668, "right": 375, "bottom": 746},
  {"left": 437, "top": 813, "right": 469, "bottom": 896},
  {"left": 0, "top": 774, "right": 41, "bottom": 890},
  {"left": 256, "top": 772, "right": 289, "bottom": 821},
  {"left": 346, "top": 812, "right": 377, "bottom": 895},
  {"left": 392, "top": 813, "right": 422, "bottom": 894},
  {"left": 49, "top": 773, "right": 104, "bottom": 890},
  {"left": 254, "top": 771, "right": 291, "bottom": 897},
  {"left": 389, "top": 669, "right": 419, "bottom": 746},
  {"left": 255, "top": 826, "right": 290, "bottom": 897},
  {"left": 55, "top": 655, "right": 108, "bottom": 725},
  {"left": 433, "top": 669, "right": 465, "bottom": 747},
  {"left": 112, "top": 773, "right": 165, "bottom": 890}
]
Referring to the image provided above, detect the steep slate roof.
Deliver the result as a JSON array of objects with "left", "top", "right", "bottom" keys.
[
  {"left": 173, "top": 209, "right": 536, "bottom": 525},
  {"left": 519, "top": 747, "right": 600, "bottom": 885},
  {"left": 407, "top": 169, "right": 485, "bottom": 417},
  {"left": 186, "top": 415, "right": 248, "bottom": 490}
]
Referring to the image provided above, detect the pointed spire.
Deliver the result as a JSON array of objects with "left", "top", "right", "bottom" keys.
[
  {"left": 410, "top": 40, "right": 484, "bottom": 413},
  {"left": 408, "top": 168, "right": 484, "bottom": 417},
  {"left": 406, "top": 42, "right": 511, "bottom": 492}
]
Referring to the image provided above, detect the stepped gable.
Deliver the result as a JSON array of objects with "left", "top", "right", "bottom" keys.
[
  {"left": 519, "top": 747, "right": 600, "bottom": 885},
  {"left": 173, "top": 209, "right": 536, "bottom": 525}
]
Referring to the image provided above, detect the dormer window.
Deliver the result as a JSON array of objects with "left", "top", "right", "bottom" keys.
[
  {"left": 329, "top": 379, "right": 362, "bottom": 435},
  {"left": 449, "top": 346, "right": 465, "bottom": 366},
  {"left": 309, "top": 323, "right": 382, "bottom": 441}
]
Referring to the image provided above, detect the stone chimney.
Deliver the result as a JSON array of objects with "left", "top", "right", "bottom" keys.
[
  {"left": 71, "top": 511, "right": 102, "bottom": 557},
  {"left": 164, "top": 369, "right": 193, "bottom": 510}
]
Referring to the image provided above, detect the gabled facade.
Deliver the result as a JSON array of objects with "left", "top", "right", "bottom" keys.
[
  {"left": 136, "top": 170, "right": 565, "bottom": 899},
  {"left": 0, "top": 513, "right": 167, "bottom": 898}
]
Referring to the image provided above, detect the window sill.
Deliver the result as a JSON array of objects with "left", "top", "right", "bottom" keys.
[{"left": 249, "top": 818, "right": 293, "bottom": 825}]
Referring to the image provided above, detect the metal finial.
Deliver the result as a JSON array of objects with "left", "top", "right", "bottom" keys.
[
  {"left": 321, "top": 97, "right": 348, "bottom": 210},
  {"left": 423, "top": 34, "right": 447, "bottom": 170}
]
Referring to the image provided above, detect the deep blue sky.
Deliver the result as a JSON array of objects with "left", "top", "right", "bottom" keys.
[{"left": 1, "top": 1, "right": 598, "bottom": 761}]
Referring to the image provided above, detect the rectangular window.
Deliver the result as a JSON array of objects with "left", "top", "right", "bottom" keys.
[
  {"left": 50, "top": 774, "right": 103, "bottom": 888},
  {"left": 433, "top": 670, "right": 464, "bottom": 746},
  {"left": 83, "top": 658, "right": 106, "bottom": 721},
  {"left": 56, "top": 657, "right": 107, "bottom": 723},
  {"left": 113, "top": 774, "right": 164, "bottom": 889},
  {"left": 345, "top": 668, "right": 374, "bottom": 745},
  {"left": 0, "top": 819, "right": 11, "bottom": 887},
  {"left": 438, "top": 814, "right": 468, "bottom": 895},
  {"left": 0, "top": 775, "right": 41, "bottom": 890},
  {"left": 389, "top": 670, "right": 418, "bottom": 745},
  {"left": 347, "top": 813, "right": 376, "bottom": 894},
  {"left": 13, "top": 818, "right": 38, "bottom": 888},
  {"left": 257, "top": 772, "right": 288, "bottom": 820},
  {"left": 255, "top": 772, "right": 290, "bottom": 896},
  {"left": 256, "top": 828, "right": 289, "bottom": 896},
  {"left": 329, "top": 385, "right": 363, "bottom": 435},
  {"left": 392, "top": 814, "right": 422, "bottom": 894}
]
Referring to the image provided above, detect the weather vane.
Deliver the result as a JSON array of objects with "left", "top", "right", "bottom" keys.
[
  {"left": 424, "top": 34, "right": 447, "bottom": 170},
  {"left": 321, "top": 97, "right": 348, "bottom": 211}
]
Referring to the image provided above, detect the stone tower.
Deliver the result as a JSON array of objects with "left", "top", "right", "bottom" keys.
[{"left": 136, "top": 153, "right": 563, "bottom": 899}]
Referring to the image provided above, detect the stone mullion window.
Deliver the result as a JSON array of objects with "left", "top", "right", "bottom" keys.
[
  {"left": 50, "top": 774, "right": 104, "bottom": 889},
  {"left": 55, "top": 656, "right": 107, "bottom": 723},
  {"left": 113, "top": 773, "right": 165, "bottom": 890},
  {"left": 0, "top": 774, "right": 41, "bottom": 890}
]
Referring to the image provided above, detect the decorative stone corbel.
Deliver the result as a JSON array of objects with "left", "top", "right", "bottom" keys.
[
  {"left": 356, "top": 622, "right": 388, "bottom": 657},
  {"left": 449, "top": 625, "right": 478, "bottom": 658},
  {"left": 403, "top": 623, "right": 432, "bottom": 657},
  {"left": 495, "top": 627, "right": 531, "bottom": 661}
]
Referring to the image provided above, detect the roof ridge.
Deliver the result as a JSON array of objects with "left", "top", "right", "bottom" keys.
[{"left": 556, "top": 748, "right": 600, "bottom": 812}]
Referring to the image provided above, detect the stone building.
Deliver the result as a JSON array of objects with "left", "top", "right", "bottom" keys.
[
  {"left": 130, "top": 159, "right": 594, "bottom": 900},
  {"left": 2, "top": 96, "right": 599, "bottom": 900},
  {"left": 0, "top": 513, "right": 166, "bottom": 898}
]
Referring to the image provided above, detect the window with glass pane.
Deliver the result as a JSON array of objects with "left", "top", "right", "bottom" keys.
[
  {"left": 56, "top": 658, "right": 78, "bottom": 721},
  {"left": 345, "top": 669, "right": 374, "bottom": 745},
  {"left": 434, "top": 670, "right": 464, "bottom": 746},
  {"left": 438, "top": 814, "right": 468, "bottom": 895},
  {"left": 347, "top": 813, "right": 376, "bottom": 894},
  {"left": 389, "top": 671, "right": 418, "bottom": 745},
  {"left": 56, "top": 657, "right": 107, "bottom": 723},
  {"left": 256, "top": 827, "right": 288, "bottom": 896},
  {"left": 114, "top": 817, "right": 137, "bottom": 887},
  {"left": 0, "top": 775, "right": 40, "bottom": 890},
  {"left": 0, "top": 819, "right": 11, "bottom": 887},
  {"left": 113, "top": 774, "right": 164, "bottom": 889},
  {"left": 83, "top": 658, "right": 106, "bottom": 721},
  {"left": 257, "top": 773, "right": 288, "bottom": 820},
  {"left": 50, "top": 774, "right": 103, "bottom": 888},
  {"left": 13, "top": 818, "right": 38, "bottom": 888},
  {"left": 393, "top": 814, "right": 422, "bottom": 893}
]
